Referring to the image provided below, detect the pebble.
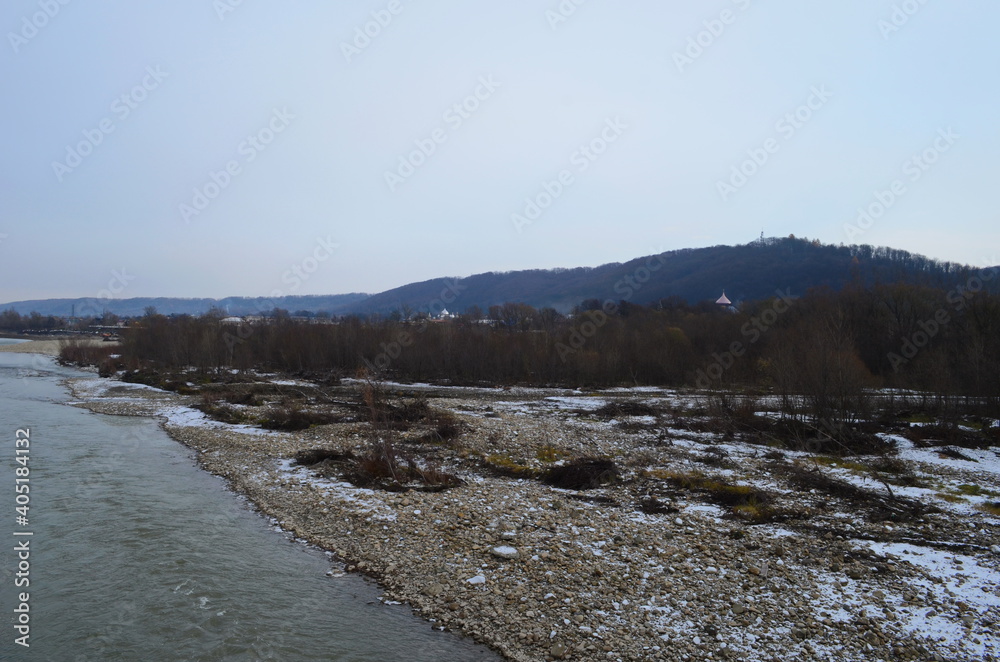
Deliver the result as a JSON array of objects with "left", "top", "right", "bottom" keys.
[{"left": 492, "top": 545, "right": 519, "bottom": 560}]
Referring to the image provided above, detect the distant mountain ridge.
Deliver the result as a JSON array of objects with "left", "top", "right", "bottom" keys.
[
  {"left": 2, "top": 238, "right": 995, "bottom": 317},
  {"left": 0, "top": 294, "right": 370, "bottom": 318},
  {"left": 349, "top": 237, "right": 997, "bottom": 315}
]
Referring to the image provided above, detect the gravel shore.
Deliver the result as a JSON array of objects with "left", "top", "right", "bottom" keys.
[{"left": 62, "top": 374, "right": 1000, "bottom": 661}]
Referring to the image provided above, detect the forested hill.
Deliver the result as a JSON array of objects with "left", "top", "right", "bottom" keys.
[
  {"left": 2, "top": 238, "right": 994, "bottom": 318},
  {"left": 351, "top": 237, "right": 996, "bottom": 315}
]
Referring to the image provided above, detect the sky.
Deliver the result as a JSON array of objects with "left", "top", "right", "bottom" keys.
[{"left": 1, "top": 0, "right": 998, "bottom": 303}]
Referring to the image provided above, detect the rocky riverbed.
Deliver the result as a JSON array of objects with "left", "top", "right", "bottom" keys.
[{"left": 65, "top": 374, "right": 1000, "bottom": 661}]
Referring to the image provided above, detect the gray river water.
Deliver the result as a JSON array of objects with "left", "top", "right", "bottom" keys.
[{"left": 0, "top": 344, "right": 499, "bottom": 661}]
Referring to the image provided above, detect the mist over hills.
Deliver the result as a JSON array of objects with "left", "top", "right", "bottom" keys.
[
  {"left": 3, "top": 237, "right": 994, "bottom": 318},
  {"left": 0, "top": 294, "right": 370, "bottom": 318}
]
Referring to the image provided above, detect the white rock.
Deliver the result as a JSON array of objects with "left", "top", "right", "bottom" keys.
[
  {"left": 467, "top": 574, "right": 487, "bottom": 585},
  {"left": 492, "top": 545, "right": 520, "bottom": 559}
]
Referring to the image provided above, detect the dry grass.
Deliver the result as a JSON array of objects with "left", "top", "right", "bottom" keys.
[
  {"left": 484, "top": 454, "right": 539, "bottom": 479},
  {"left": 536, "top": 444, "right": 564, "bottom": 463},
  {"left": 977, "top": 502, "right": 1000, "bottom": 516},
  {"left": 642, "top": 469, "right": 782, "bottom": 523}
]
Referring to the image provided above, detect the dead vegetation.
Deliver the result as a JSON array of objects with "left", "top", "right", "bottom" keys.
[
  {"left": 293, "top": 446, "right": 463, "bottom": 492},
  {"left": 541, "top": 457, "right": 620, "bottom": 490},
  {"left": 483, "top": 453, "right": 540, "bottom": 480},
  {"left": 901, "top": 423, "right": 997, "bottom": 450},
  {"left": 57, "top": 339, "right": 123, "bottom": 377},
  {"left": 339, "top": 374, "right": 464, "bottom": 491},
  {"left": 773, "top": 461, "right": 937, "bottom": 523},
  {"left": 642, "top": 469, "right": 786, "bottom": 523},
  {"left": 591, "top": 400, "right": 663, "bottom": 420}
]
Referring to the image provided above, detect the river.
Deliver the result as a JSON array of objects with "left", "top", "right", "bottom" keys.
[{"left": 0, "top": 343, "right": 499, "bottom": 661}]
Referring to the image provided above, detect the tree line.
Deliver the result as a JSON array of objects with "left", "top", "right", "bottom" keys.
[{"left": 105, "top": 277, "right": 999, "bottom": 420}]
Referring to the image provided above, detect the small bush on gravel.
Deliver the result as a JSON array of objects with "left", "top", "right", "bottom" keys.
[
  {"left": 542, "top": 457, "right": 620, "bottom": 490},
  {"left": 647, "top": 469, "right": 781, "bottom": 522},
  {"left": 904, "top": 424, "right": 993, "bottom": 449},
  {"left": 260, "top": 405, "right": 342, "bottom": 431},
  {"left": 592, "top": 401, "right": 661, "bottom": 420},
  {"left": 484, "top": 454, "right": 539, "bottom": 479},
  {"left": 638, "top": 495, "right": 678, "bottom": 514},
  {"left": 120, "top": 368, "right": 199, "bottom": 394},
  {"left": 58, "top": 340, "right": 118, "bottom": 368},
  {"left": 196, "top": 401, "right": 254, "bottom": 425},
  {"left": 776, "top": 462, "right": 934, "bottom": 522},
  {"left": 342, "top": 373, "right": 464, "bottom": 491},
  {"left": 294, "top": 448, "right": 354, "bottom": 466}
]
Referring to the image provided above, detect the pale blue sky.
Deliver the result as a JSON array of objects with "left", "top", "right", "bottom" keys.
[{"left": 1, "top": 0, "right": 997, "bottom": 301}]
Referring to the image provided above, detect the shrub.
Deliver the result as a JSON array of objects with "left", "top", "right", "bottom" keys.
[
  {"left": 776, "top": 462, "right": 933, "bottom": 522},
  {"left": 58, "top": 340, "right": 117, "bottom": 368},
  {"left": 903, "top": 424, "right": 992, "bottom": 450},
  {"left": 294, "top": 448, "right": 353, "bottom": 466},
  {"left": 484, "top": 454, "right": 539, "bottom": 479},
  {"left": 644, "top": 469, "right": 782, "bottom": 523},
  {"left": 197, "top": 402, "right": 253, "bottom": 425},
  {"left": 260, "top": 405, "right": 341, "bottom": 431},
  {"left": 592, "top": 400, "right": 661, "bottom": 419},
  {"left": 542, "top": 457, "right": 620, "bottom": 490}
]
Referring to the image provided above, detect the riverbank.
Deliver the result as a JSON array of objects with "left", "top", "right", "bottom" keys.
[
  {"left": 0, "top": 352, "right": 500, "bottom": 661},
  {"left": 61, "top": 371, "right": 1000, "bottom": 661}
]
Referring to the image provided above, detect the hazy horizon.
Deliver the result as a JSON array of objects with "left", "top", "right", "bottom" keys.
[
  {"left": 0, "top": 234, "right": 995, "bottom": 307},
  {"left": 3, "top": 1, "right": 998, "bottom": 302}
]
